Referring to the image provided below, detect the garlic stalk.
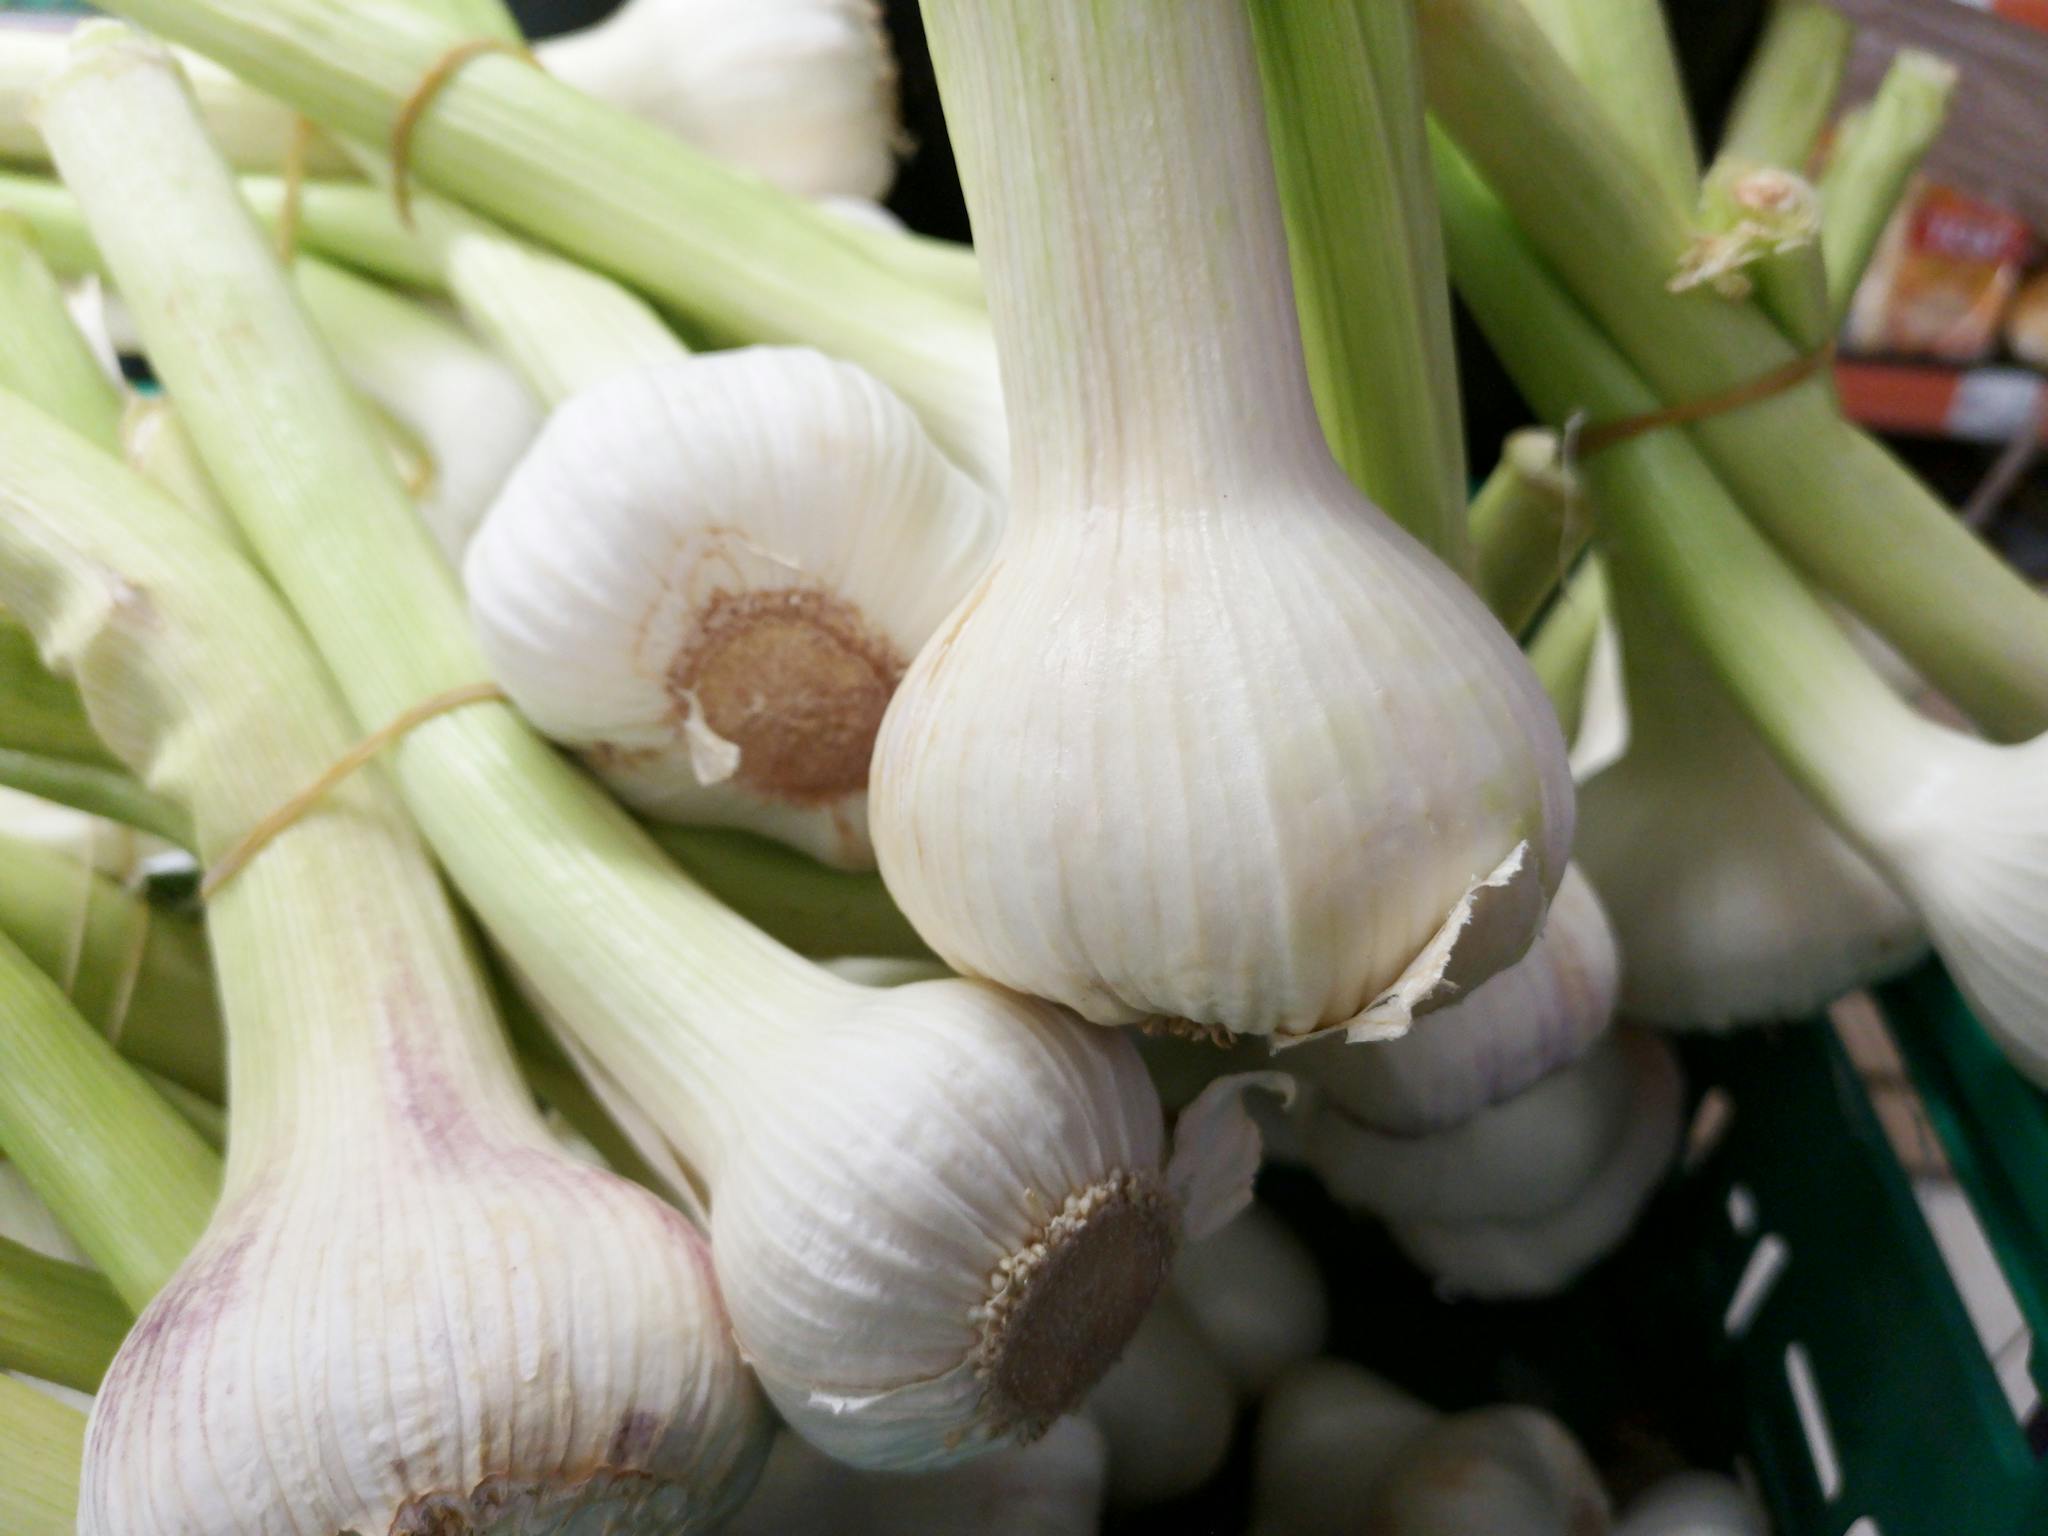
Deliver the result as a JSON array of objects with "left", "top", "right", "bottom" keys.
[
  {"left": 1291, "top": 863, "right": 1618, "bottom": 1138},
  {"left": 1715, "top": 0, "right": 1854, "bottom": 175},
  {"left": 725, "top": 1417, "right": 1107, "bottom": 1536},
  {"left": 93, "top": 0, "right": 1008, "bottom": 487},
  {"left": 1250, "top": 1361, "right": 1436, "bottom": 1536},
  {"left": 1438, "top": 143, "right": 2048, "bottom": 1081},
  {"left": 48, "top": 27, "right": 1267, "bottom": 1470},
  {"left": 1418, "top": 0, "right": 2048, "bottom": 741},
  {"left": 1365, "top": 1404, "right": 1612, "bottom": 1535},
  {"left": 0, "top": 377, "right": 771, "bottom": 1532},
  {"left": 819, "top": 196, "right": 986, "bottom": 311},
  {"left": 1390, "top": 1031, "right": 1683, "bottom": 1299},
  {"left": 1514, "top": 0, "right": 1696, "bottom": 208},
  {"left": 1171, "top": 1201, "right": 1327, "bottom": 1397},
  {"left": 1308, "top": 1028, "right": 1635, "bottom": 1226},
  {"left": 1084, "top": 1295, "right": 1237, "bottom": 1508},
  {"left": 0, "top": 24, "right": 348, "bottom": 176},
  {"left": 538, "top": 0, "right": 902, "bottom": 200},
  {"left": 874, "top": 0, "right": 1573, "bottom": 1041},
  {"left": 0, "top": 1371, "right": 84, "bottom": 1536},
  {"left": 0, "top": 1229, "right": 126, "bottom": 1392},
  {"left": 1469, "top": 429, "right": 1586, "bottom": 638},
  {"left": 1524, "top": 558, "right": 1614, "bottom": 757},
  {"left": 1577, "top": 575, "right": 1926, "bottom": 1029},
  {"left": 0, "top": 1157, "right": 86, "bottom": 1260},
  {"left": 0, "top": 215, "right": 122, "bottom": 452},
  {"left": 468, "top": 348, "right": 998, "bottom": 867},
  {"left": 1617, "top": 1472, "right": 1767, "bottom": 1536},
  {"left": 1819, "top": 49, "right": 1958, "bottom": 325}
]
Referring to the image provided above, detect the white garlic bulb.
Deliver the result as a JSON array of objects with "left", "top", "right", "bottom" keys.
[
  {"left": 725, "top": 1416, "right": 1108, "bottom": 1536},
  {"left": 538, "top": 0, "right": 903, "bottom": 200},
  {"left": 874, "top": 0, "right": 1573, "bottom": 1040},
  {"left": 1365, "top": 1405, "right": 1612, "bottom": 1535},
  {"left": 1250, "top": 1361, "right": 1438, "bottom": 1536},
  {"left": 1171, "top": 1202, "right": 1328, "bottom": 1397},
  {"left": 1617, "top": 1472, "right": 1767, "bottom": 1536},
  {"left": 1391, "top": 1032, "right": 1684, "bottom": 1299},
  {"left": 1308, "top": 1030, "right": 1636, "bottom": 1226},
  {"left": 1290, "top": 864, "right": 1618, "bottom": 1136},
  {"left": 467, "top": 348, "right": 998, "bottom": 869},
  {"left": 1084, "top": 1294, "right": 1237, "bottom": 1508},
  {"left": 1579, "top": 586, "right": 1924, "bottom": 1028}
]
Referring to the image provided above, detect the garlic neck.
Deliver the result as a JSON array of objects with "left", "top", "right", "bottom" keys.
[{"left": 926, "top": 0, "right": 1327, "bottom": 511}]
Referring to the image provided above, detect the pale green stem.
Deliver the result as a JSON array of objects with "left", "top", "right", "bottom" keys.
[
  {"left": 0, "top": 1229, "right": 130, "bottom": 1390},
  {"left": 41, "top": 26, "right": 843, "bottom": 1182},
  {"left": 1468, "top": 429, "right": 1587, "bottom": 636},
  {"left": 1523, "top": 555, "right": 1608, "bottom": 742},
  {"left": 1716, "top": 0, "right": 1854, "bottom": 174},
  {"left": 0, "top": 833, "right": 223, "bottom": 1100},
  {"left": 0, "top": 616, "right": 119, "bottom": 769},
  {"left": 1515, "top": 0, "right": 1698, "bottom": 207},
  {"left": 1820, "top": 50, "right": 1957, "bottom": 325},
  {"left": 825, "top": 215, "right": 985, "bottom": 311},
  {"left": 1417, "top": 0, "right": 2048, "bottom": 740},
  {"left": 121, "top": 399, "right": 252, "bottom": 554},
  {"left": 1754, "top": 239, "right": 1833, "bottom": 352},
  {"left": 1251, "top": 0, "right": 1471, "bottom": 572},
  {"left": 441, "top": 231, "right": 688, "bottom": 406},
  {"left": 0, "top": 749, "right": 194, "bottom": 848},
  {"left": 91, "top": 0, "right": 1008, "bottom": 486},
  {"left": 0, "top": 924, "right": 218, "bottom": 1310},
  {"left": 139, "top": 1069, "right": 228, "bottom": 1149},
  {"left": 0, "top": 218, "right": 124, "bottom": 452},
  {"left": 0, "top": 1373, "right": 85, "bottom": 1536},
  {"left": 1433, "top": 135, "right": 1939, "bottom": 831}
]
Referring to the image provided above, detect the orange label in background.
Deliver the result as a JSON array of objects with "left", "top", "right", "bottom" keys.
[{"left": 1847, "top": 182, "right": 2036, "bottom": 364}]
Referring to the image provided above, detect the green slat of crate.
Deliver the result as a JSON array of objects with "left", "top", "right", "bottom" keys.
[
  {"left": 1880, "top": 962, "right": 2048, "bottom": 1410},
  {"left": 1674, "top": 1021, "right": 2044, "bottom": 1535}
]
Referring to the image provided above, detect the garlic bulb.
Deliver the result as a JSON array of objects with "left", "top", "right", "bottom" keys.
[
  {"left": 1617, "top": 1472, "right": 1766, "bottom": 1536},
  {"left": 467, "top": 348, "right": 999, "bottom": 868},
  {"left": 1391, "top": 1032, "right": 1683, "bottom": 1299},
  {"left": 49, "top": 23, "right": 1274, "bottom": 1476},
  {"left": 1171, "top": 1202, "right": 1328, "bottom": 1396},
  {"left": 1365, "top": 1405, "right": 1611, "bottom": 1535},
  {"left": 874, "top": 0, "right": 1573, "bottom": 1041},
  {"left": 1290, "top": 864, "right": 1618, "bottom": 1137},
  {"left": 0, "top": 299, "right": 770, "bottom": 1535},
  {"left": 1308, "top": 1030, "right": 1635, "bottom": 1226},
  {"left": 1578, "top": 577, "right": 1924, "bottom": 1028},
  {"left": 537, "top": 0, "right": 902, "bottom": 200},
  {"left": 1083, "top": 1294, "right": 1237, "bottom": 1507},
  {"left": 725, "top": 1417, "right": 1107, "bottom": 1536},
  {"left": 1250, "top": 1361, "right": 1436, "bottom": 1536}
]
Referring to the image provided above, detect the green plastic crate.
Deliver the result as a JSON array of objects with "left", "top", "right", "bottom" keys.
[{"left": 1665, "top": 964, "right": 2048, "bottom": 1536}]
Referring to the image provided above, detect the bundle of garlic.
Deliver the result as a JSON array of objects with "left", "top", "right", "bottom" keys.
[{"left": 45, "top": 27, "right": 1271, "bottom": 1475}]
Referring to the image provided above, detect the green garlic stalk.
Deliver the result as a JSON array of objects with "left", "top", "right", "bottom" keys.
[
  {"left": 1468, "top": 428, "right": 1587, "bottom": 637},
  {"left": 0, "top": 1373, "right": 84, "bottom": 1536},
  {"left": 1819, "top": 48, "right": 1958, "bottom": 324},
  {"left": 1417, "top": 0, "right": 2048, "bottom": 741},
  {"left": 1715, "top": 0, "right": 1855, "bottom": 174},
  {"left": 1515, "top": 0, "right": 1698, "bottom": 207},
  {"left": 0, "top": 217, "right": 122, "bottom": 451},
  {"left": 0, "top": 1229, "right": 127, "bottom": 1390},
  {"left": 94, "top": 0, "right": 1008, "bottom": 485},
  {"left": 1435, "top": 138, "right": 2048, "bottom": 1084},
  {"left": 875, "top": 0, "right": 1573, "bottom": 1040},
  {"left": 50, "top": 25, "right": 1261, "bottom": 1471},
  {"left": 1251, "top": 0, "right": 1470, "bottom": 571}
]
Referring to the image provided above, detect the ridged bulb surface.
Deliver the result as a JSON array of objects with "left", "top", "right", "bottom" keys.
[
  {"left": 873, "top": 461, "right": 1575, "bottom": 1040},
  {"left": 537, "top": 0, "right": 902, "bottom": 199},
  {"left": 1364, "top": 1406, "right": 1611, "bottom": 1536},
  {"left": 1578, "top": 707, "right": 1923, "bottom": 1030},
  {"left": 467, "top": 349, "right": 997, "bottom": 868},
  {"left": 1292, "top": 864, "right": 1617, "bottom": 1136},
  {"left": 82, "top": 1127, "right": 769, "bottom": 1535},
  {"left": 708, "top": 978, "right": 1266, "bottom": 1471},
  {"left": 1390, "top": 1031, "right": 1683, "bottom": 1300}
]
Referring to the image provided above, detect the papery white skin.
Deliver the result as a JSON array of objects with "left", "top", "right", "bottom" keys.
[
  {"left": 874, "top": 0, "right": 1574, "bottom": 1040},
  {"left": 724, "top": 1417, "right": 1107, "bottom": 1536},
  {"left": 1617, "top": 1472, "right": 1767, "bottom": 1536},
  {"left": 1580, "top": 591, "right": 1924, "bottom": 1029},
  {"left": 703, "top": 976, "right": 1275, "bottom": 1470},
  {"left": 1083, "top": 1295, "right": 1235, "bottom": 1508},
  {"left": 1391, "top": 1032, "right": 1682, "bottom": 1300},
  {"left": 1307, "top": 1031, "right": 1635, "bottom": 1225},
  {"left": 1170, "top": 1202, "right": 1328, "bottom": 1397},
  {"left": 537, "top": 0, "right": 901, "bottom": 199},
  {"left": 467, "top": 348, "right": 998, "bottom": 869},
  {"left": 1250, "top": 1361, "right": 1436, "bottom": 1536},
  {"left": 1290, "top": 865, "right": 1617, "bottom": 1136},
  {"left": 1365, "top": 1406, "right": 1612, "bottom": 1536}
]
